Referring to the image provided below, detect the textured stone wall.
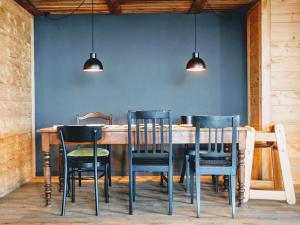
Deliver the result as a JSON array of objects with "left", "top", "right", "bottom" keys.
[{"left": 0, "top": 0, "right": 33, "bottom": 197}]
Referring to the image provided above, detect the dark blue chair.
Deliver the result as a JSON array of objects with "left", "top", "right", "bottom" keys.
[
  {"left": 189, "top": 115, "right": 239, "bottom": 218},
  {"left": 127, "top": 110, "right": 173, "bottom": 215},
  {"left": 179, "top": 116, "right": 227, "bottom": 193},
  {"left": 58, "top": 126, "right": 109, "bottom": 216},
  {"left": 76, "top": 112, "right": 113, "bottom": 187}
]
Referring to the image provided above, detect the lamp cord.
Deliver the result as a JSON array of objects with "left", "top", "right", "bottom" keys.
[
  {"left": 194, "top": 13, "right": 197, "bottom": 53},
  {"left": 92, "top": 0, "right": 94, "bottom": 52},
  {"left": 45, "top": 0, "right": 87, "bottom": 20}
]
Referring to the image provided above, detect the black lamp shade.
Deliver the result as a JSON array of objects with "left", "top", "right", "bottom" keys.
[
  {"left": 83, "top": 53, "right": 103, "bottom": 72},
  {"left": 186, "top": 52, "right": 206, "bottom": 72}
]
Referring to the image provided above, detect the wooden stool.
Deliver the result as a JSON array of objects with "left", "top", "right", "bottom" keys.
[{"left": 244, "top": 124, "right": 296, "bottom": 205}]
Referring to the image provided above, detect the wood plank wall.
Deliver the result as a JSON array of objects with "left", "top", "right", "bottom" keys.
[
  {"left": 270, "top": 0, "right": 300, "bottom": 184},
  {"left": 248, "top": 3, "right": 262, "bottom": 131},
  {"left": 247, "top": 3, "right": 265, "bottom": 180},
  {"left": 0, "top": 0, "right": 34, "bottom": 197},
  {"left": 249, "top": 0, "right": 300, "bottom": 184}
]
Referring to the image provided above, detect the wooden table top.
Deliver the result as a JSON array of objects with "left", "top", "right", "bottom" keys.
[{"left": 39, "top": 124, "right": 249, "bottom": 133}]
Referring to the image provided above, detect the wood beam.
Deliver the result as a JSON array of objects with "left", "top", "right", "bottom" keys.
[
  {"left": 189, "top": 0, "right": 207, "bottom": 13},
  {"left": 104, "top": 0, "right": 122, "bottom": 15},
  {"left": 15, "top": 0, "right": 44, "bottom": 16}
]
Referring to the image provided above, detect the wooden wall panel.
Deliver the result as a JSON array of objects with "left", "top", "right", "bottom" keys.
[
  {"left": 247, "top": 0, "right": 300, "bottom": 184},
  {"left": 0, "top": 0, "right": 33, "bottom": 197},
  {"left": 248, "top": 2, "right": 262, "bottom": 131},
  {"left": 270, "top": 0, "right": 300, "bottom": 184},
  {"left": 247, "top": 2, "right": 264, "bottom": 179}
]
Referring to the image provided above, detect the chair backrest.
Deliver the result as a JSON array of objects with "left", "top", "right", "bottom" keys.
[
  {"left": 77, "top": 112, "right": 112, "bottom": 125},
  {"left": 127, "top": 110, "right": 172, "bottom": 159},
  {"left": 180, "top": 115, "right": 192, "bottom": 125},
  {"left": 192, "top": 115, "right": 240, "bottom": 166},
  {"left": 58, "top": 126, "right": 102, "bottom": 162}
]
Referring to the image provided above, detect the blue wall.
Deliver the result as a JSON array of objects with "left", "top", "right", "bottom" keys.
[{"left": 35, "top": 12, "right": 247, "bottom": 175}]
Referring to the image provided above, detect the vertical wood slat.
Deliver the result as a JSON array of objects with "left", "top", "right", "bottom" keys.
[
  {"left": 160, "top": 118, "right": 164, "bottom": 153},
  {"left": 208, "top": 128, "right": 211, "bottom": 152},
  {"left": 214, "top": 128, "right": 218, "bottom": 152},
  {"left": 221, "top": 128, "right": 224, "bottom": 152},
  {"left": 168, "top": 113, "right": 172, "bottom": 161},
  {"left": 195, "top": 123, "right": 200, "bottom": 166},
  {"left": 136, "top": 119, "right": 140, "bottom": 153},
  {"left": 144, "top": 119, "right": 148, "bottom": 153},
  {"left": 152, "top": 118, "right": 156, "bottom": 153}
]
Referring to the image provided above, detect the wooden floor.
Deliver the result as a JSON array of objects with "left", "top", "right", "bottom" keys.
[{"left": 0, "top": 177, "right": 300, "bottom": 225}]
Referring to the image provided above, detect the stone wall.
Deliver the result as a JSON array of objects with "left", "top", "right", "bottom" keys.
[{"left": 0, "top": 0, "right": 33, "bottom": 197}]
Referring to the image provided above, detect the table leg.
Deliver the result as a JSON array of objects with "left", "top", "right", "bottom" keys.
[
  {"left": 238, "top": 140, "right": 246, "bottom": 207},
  {"left": 58, "top": 145, "right": 63, "bottom": 192},
  {"left": 223, "top": 175, "right": 229, "bottom": 192},
  {"left": 42, "top": 133, "right": 52, "bottom": 207}
]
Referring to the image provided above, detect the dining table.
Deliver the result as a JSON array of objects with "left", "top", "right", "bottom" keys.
[{"left": 38, "top": 124, "right": 252, "bottom": 208}]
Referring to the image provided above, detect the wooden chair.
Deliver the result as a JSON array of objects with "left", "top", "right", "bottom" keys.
[
  {"left": 58, "top": 126, "right": 109, "bottom": 216},
  {"left": 76, "top": 112, "right": 113, "bottom": 186},
  {"left": 127, "top": 110, "right": 173, "bottom": 215},
  {"left": 189, "top": 115, "right": 239, "bottom": 218},
  {"left": 179, "top": 115, "right": 225, "bottom": 193}
]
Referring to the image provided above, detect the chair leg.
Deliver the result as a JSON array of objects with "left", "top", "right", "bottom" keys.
[
  {"left": 160, "top": 172, "right": 164, "bottom": 186},
  {"left": 61, "top": 163, "right": 68, "bottom": 216},
  {"left": 94, "top": 163, "right": 100, "bottom": 216},
  {"left": 231, "top": 175, "right": 236, "bottom": 218},
  {"left": 71, "top": 167, "right": 75, "bottom": 203},
  {"left": 78, "top": 169, "right": 82, "bottom": 187},
  {"left": 214, "top": 175, "right": 219, "bottom": 193},
  {"left": 168, "top": 168, "right": 173, "bottom": 215},
  {"left": 133, "top": 171, "right": 136, "bottom": 202},
  {"left": 190, "top": 169, "right": 194, "bottom": 204},
  {"left": 108, "top": 150, "right": 112, "bottom": 187},
  {"left": 228, "top": 176, "right": 232, "bottom": 206},
  {"left": 179, "top": 154, "right": 186, "bottom": 184},
  {"left": 104, "top": 164, "right": 109, "bottom": 203},
  {"left": 185, "top": 155, "right": 190, "bottom": 193},
  {"left": 58, "top": 145, "right": 64, "bottom": 192},
  {"left": 196, "top": 172, "right": 201, "bottom": 218},
  {"left": 223, "top": 175, "right": 229, "bottom": 192},
  {"left": 129, "top": 169, "right": 133, "bottom": 215},
  {"left": 67, "top": 165, "right": 71, "bottom": 197}
]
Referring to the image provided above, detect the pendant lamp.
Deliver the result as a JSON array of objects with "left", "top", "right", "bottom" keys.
[
  {"left": 83, "top": 0, "right": 103, "bottom": 72},
  {"left": 186, "top": 14, "right": 206, "bottom": 72}
]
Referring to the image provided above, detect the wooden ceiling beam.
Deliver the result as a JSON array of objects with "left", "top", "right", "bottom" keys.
[
  {"left": 104, "top": 0, "right": 122, "bottom": 15},
  {"left": 15, "top": 0, "right": 44, "bottom": 16},
  {"left": 189, "top": 0, "right": 207, "bottom": 13},
  {"left": 23, "top": 0, "right": 257, "bottom": 15}
]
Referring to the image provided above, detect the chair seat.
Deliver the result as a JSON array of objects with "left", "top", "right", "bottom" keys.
[
  {"left": 189, "top": 158, "right": 235, "bottom": 176},
  {"left": 132, "top": 150, "right": 169, "bottom": 165},
  {"left": 133, "top": 158, "right": 169, "bottom": 165},
  {"left": 68, "top": 147, "right": 109, "bottom": 157},
  {"left": 188, "top": 149, "right": 231, "bottom": 158},
  {"left": 190, "top": 158, "right": 232, "bottom": 167},
  {"left": 186, "top": 144, "right": 233, "bottom": 156}
]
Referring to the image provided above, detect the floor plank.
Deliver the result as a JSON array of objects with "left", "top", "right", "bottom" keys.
[{"left": 0, "top": 176, "right": 299, "bottom": 225}]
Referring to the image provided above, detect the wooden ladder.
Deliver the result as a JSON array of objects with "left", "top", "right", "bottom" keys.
[{"left": 244, "top": 124, "right": 296, "bottom": 204}]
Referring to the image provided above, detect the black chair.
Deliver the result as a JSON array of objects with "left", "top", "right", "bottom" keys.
[
  {"left": 58, "top": 126, "right": 109, "bottom": 216},
  {"left": 179, "top": 115, "right": 221, "bottom": 193},
  {"left": 189, "top": 115, "right": 239, "bottom": 218},
  {"left": 128, "top": 110, "right": 173, "bottom": 215},
  {"left": 179, "top": 115, "right": 193, "bottom": 192},
  {"left": 76, "top": 112, "right": 113, "bottom": 186}
]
